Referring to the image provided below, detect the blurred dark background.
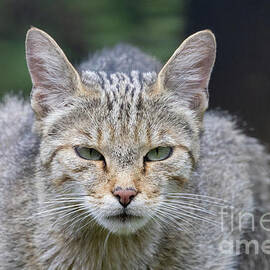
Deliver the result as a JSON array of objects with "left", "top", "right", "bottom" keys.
[{"left": 0, "top": 0, "right": 269, "bottom": 147}]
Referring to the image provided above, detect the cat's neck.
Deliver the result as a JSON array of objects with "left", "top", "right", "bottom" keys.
[{"left": 36, "top": 220, "right": 162, "bottom": 269}]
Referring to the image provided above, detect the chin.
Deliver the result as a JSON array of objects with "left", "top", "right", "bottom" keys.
[{"left": 98, "top": 214, "right": 150, "bottom": 235}]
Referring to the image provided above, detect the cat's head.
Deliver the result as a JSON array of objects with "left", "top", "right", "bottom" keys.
[{"left": 26, "top": 28, "right": 216, "bottom": 234}]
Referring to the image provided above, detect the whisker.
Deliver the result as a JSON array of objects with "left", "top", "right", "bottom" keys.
[
  {"left": 36, "top": 203, "right": 85, "bottom": 215},
  {"left": 42, "top": 200, "right": 87, "bottom": 206},
  {"left": 74, "top": 211, "right": 103, "bottom": 233},
  {"left": 162, "top": 200, "right": 217, "bottom": 216},
  {"left": 165, "top": 196, "right": 230, "bottom": 207},
  {"left": 166, "top": 193, "right": 228, "bottom": 201},
  {"left": 157, "top": 208, "right": 195, "bottom": 228},
  {"left": 173, "top": 210, "right": 220, "bottom": 226},
  {"left": 67, "top": 206, "right": 103, "bottom": 234},
  {"left": 53, "top": 194, "right": 90, "bottom": 199},
  {"left": 51, "top": 206, "right": 87, "bottom": 227},
  {"left": 166, "top": 193, "right": 230, "bottom": 204},
  {"left": 159, "top": 204, "right": 220, "bottom": 226},
  {"left": 44, "top": 198, "right": 87, "bottom": 202},
  {"left": 154, "top": 210, "right": 182, "bottom": 231},
  {"left": 155, "top": 209, "right": 193, "bottom": 234},
  {"left": 147, "top": 212, "right": 163, "bottom": 229}
]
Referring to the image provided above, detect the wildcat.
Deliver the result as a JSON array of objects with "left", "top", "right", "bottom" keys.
[{"left": 0, "top": 27, "right": 269, "bottom": 270}]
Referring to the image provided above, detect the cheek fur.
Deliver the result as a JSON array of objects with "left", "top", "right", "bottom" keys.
[
  {"left": 47, "top": 148, "right": 105, "bottom": 187},
  {"left": 144, "top": 150, "right": 193, "bottom": 187}
]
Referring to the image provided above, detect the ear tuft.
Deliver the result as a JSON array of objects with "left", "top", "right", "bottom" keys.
[
  {"left": 157, "top": 30, "right": 216, "bottom": 118},
  {"left": 25, "top": 27, "right": 83, "bottom": 118}
]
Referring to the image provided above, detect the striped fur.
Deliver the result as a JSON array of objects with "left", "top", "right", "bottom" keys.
[{"left": 0, "top": 28, "right": 269, "bottom": 270}]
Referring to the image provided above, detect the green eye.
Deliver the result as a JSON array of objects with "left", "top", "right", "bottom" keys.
[
  {"left": 75, "top": 147, "right": 104, "bottom": 161},
  {"left": 145, "top": 146, "right": 172, "bottom": 162}
]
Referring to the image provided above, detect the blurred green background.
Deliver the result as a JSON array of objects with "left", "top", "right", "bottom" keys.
[
  {"left": 0, "top": 0, "right": 185, "bottom": 97},
  {"left": 0, "top": 0, "right": 270, "bottom": 146}
]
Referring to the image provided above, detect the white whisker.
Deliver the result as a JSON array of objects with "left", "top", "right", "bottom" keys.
[{"left": 162, "top": 200, "right": 217, "bottom": 216}]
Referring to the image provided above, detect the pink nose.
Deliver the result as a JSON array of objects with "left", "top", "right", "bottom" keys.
[{"left": 113, "top": 187, "right": 137, "bottom": 207}]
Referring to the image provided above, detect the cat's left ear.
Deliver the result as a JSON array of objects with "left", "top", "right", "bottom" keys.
[
  {"left": 25, "top": 27, "right": 85, "bottom": 119},
  {"left": 155, "top": 30, "right": 216, "bottom": 118}
]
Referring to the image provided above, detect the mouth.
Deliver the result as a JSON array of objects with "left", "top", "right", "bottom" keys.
[
  {"left": 107, "top": 212, "right": 142, "bottom": 223},
  {"left": 100, "top": 210, "right": 149, "bottom": 234}
]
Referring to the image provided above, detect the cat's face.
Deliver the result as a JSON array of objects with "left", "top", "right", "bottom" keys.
[
  {"left": 40, "top": 78, "right": 198, "bottom": 234},
  {"left": 26, "top": 28, "right": 215, "bottom": 234}
]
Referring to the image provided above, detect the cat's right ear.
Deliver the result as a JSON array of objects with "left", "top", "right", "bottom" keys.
[
  {"left": 154, "top": 30, "right": 216, "bottom": 119},
  {"left": 25, "top": 27, "right": 85, "bottom": 119}
]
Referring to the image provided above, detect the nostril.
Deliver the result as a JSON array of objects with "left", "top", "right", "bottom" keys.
[
  {"left": 115, "top": 194, "right": 121, "bottom": 202},
  {"left": 112, "top": 187, "right": 137, "bottom": 208}
]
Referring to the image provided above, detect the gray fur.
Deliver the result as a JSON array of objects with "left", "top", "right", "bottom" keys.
[
  {"left": 79, "top": 44, "right": 162, "bottom": 74},
  {"left": 0, "top": 29, "right": 269, "bottom": 270}
]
